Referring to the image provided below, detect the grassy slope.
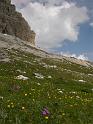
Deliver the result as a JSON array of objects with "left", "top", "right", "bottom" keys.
[{"left": 0, "top": 49, "right": 93, "bottom": 124}]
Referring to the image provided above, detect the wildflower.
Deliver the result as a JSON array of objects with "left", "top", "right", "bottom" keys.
[
  {"left": 7, "top": 105, "right": 10, "bottom": 108},
  {"left": 62, "top": 113, "right": 65, "bottom": 116},
  {"left": 31, "top": 89, "right": 35, "bottom": 91},
  {"left": 42, "top": 108, "right": 50, "bottom": 117},
  {"left": 45, "top": 116, "right": 49, "bottom": 119},
  {"left": 76, "top": 96, "right": 80, "bottom": 99},
  {"left": 91, "top": 88, "right": 93, "bottom": 91},
  {"left": 37, "top": 83, "right": 41, "bottom": 86},
  {"left": 49, "top": 96, "right": 51, "bottom": 99},
  {"left": 70, "top": 97, "right": 73, "bottom": 99},
  {"left": 59, "top": 91, "right": 63, "bottom": 93},
  {"left": 0, "top": 96, "right": 3, "bottom": 100},
  {"left": 22, "top": 107, "right": 25, "bottom": 110},
  {"left": 11, "top": 105, "right": 14, "bottom": 108},
  {"left": 25, "top": 93, "right": 27, "bottom": 96},
  {"left": 48, "top": 76, "right": 52, "bottom": 79}
]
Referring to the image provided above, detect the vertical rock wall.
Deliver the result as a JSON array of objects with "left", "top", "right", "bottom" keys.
[{"left": 0, "top": 0, "right": 35, "bottom": 45}]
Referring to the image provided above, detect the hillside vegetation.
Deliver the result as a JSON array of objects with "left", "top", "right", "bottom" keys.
[{"left": 0, "top": 48, "right": 93, "bottom": 124}]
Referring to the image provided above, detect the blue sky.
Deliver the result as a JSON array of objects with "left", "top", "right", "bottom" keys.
[
  {"left": 55, "top": 22, "right": 93, "bottom": 60},
  {"left": 63, "top": 0, "right": 93, "bottom": 60},
  {"left": 12, "top": 0, "right": 93, "bottom": 61}
]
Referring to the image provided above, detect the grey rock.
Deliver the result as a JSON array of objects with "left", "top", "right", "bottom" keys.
[
  {"left": 0, "top": 0, "right": 35, "bottom": 45},
  {"left": 0, "top": 33, "right": 92, "bottom": 67}
]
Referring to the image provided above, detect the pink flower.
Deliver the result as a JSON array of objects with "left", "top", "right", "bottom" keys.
[{"left": 42, "top": 108, "right": 50, "bottom": 117}]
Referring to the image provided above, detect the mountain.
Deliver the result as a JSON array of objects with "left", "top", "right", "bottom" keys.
[
  {"left": 0, "top": 33, "right": 93, "bottom": 124},
  {"left": 0, "top": 0, "right": 35, "bottom": 45},
  {"left": 0, "top": 0, "right": 93, "bottom": 123}
]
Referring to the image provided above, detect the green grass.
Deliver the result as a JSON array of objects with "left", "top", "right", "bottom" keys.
[{"left": 0, "top": 49, "right": 93, "bottom": 124}]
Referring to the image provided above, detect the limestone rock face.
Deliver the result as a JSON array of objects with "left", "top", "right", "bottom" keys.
[{"left": 0, "top": 0, "right": 35, "bottom": 45}]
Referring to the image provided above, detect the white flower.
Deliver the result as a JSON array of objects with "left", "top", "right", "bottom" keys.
[
  {"left": 37, "top": 83, "right": 41, "bottom": 86},
  {"left": 48, "top": 76, "right": 52, "bottom": 79},
  {"left": 59, "top": 91, "right": 63, "bottom": 93},
  {"left": 76, "top": 96, "right": 80, "bottom": 99}
]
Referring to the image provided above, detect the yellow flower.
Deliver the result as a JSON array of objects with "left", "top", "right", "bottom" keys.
[
  {"left": 25, "top": 94, "right": 27, "bottom": 96},
  {"left": 45, "top": 116, "right": 49, "bottom": 119},
  {"left": 65, "top": 96, "right": 67, "bottom": 99},
  {"left": 11, "top": 102, "right": 13, "bottom": 105},
  {"left": 11, "top": 105, "right": 14, "bottom": 108},
  {"left": 7, "top": 105, "right": 10, "bottom": 108},
  {"left": 62, "top": 113, "right": 65, "bottom": 116},
  {"left": 22, "top": 107, "right": 25, "bottom": 110}
]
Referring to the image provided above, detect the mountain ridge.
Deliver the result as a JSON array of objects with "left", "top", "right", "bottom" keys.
[
  {"left": 0, "top": 33, "right": 92, "bottom": 68},
  {"left": 0, "top": 1, "right": 93, "bottom": 123}
]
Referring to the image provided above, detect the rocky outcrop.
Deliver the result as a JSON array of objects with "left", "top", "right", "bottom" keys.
[
  {"left": 0, "top": 0, "right": 35, "bottom": 45},
  {"left": 0, "top": 33, "right": 92, "bottom": 67}
]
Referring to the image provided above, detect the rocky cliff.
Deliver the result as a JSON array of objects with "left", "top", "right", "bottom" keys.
[{"left": 0, "top": 0, "right": 35, "bottom": 45}]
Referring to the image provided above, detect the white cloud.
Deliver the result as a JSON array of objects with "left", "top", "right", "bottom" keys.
[
  {"left": 12, "top": 0, "right": 28, "bottom": 4},
  {"left": 12, "top": 0, "right": 89, "bottom": 50},
  {"left": 11, "top": 0, "right": 31, "bottom": 8},
  {"left": 27, "top": 0, "right": 65, "bottom": 5},
  {"left": 60, "top": 52, "right": 88, "bottom": 60},
  {"left": 12, "top": 0, "right": 64, "bottom": 8}
]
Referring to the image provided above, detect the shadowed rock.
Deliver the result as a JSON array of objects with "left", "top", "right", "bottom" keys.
[{"left": 0, "top": 0, "right": 35, "bottom": 45}]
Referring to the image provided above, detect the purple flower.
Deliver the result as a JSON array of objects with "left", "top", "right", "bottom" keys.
[{"left": 42, "top": 108, "right": 50, "bottom": 116}]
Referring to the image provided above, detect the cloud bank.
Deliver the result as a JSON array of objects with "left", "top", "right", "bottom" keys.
[{"left": 12, "top": 0, "right": 89, "bottom": 50}]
